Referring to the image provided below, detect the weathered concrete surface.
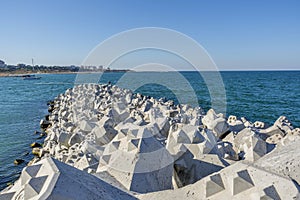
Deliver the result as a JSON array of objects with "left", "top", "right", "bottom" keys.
[
  {"left": 96, "top": 125, "right": 174, "bottom": 193},
  {"left": 202, "top": 109, "right": 229, "bottom": 138},
  {"left": 138, "top": 162, "right": 300, "bottom": 200},
  {"left": 0, "top": 157, "right": 136, "bottom": 200},
  {"left": 232, "top": 128, "right": 268, "bottom": 162},
  {"left": 254, "top": 139, "right": 300, "bottom": 185}
]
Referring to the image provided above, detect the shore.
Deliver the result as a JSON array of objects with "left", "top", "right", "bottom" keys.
[
  {"left": 0, "top": 72, "right": 102, "bottom": 77},
  {"left": 0, "top": 69, "right": 131, "bottom": 77},
  {"left": 1, "top": 83, "right": 300, "bottom": 199},
  {"left": 0, "top": 71, "right": 80, "bottom": 77}
]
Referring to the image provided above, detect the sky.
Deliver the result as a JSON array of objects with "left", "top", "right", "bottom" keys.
[{"left": 0, "top": 0, "right": 299, "bottom": 70}]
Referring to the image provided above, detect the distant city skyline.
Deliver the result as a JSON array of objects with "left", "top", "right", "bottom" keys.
[{"left": 1, "top": 0, "right": 300, "bottom": 70}]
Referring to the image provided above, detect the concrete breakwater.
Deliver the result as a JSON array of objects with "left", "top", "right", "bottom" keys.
[{"left": 1, "top": 83, "right": 300, "bottom": 199}]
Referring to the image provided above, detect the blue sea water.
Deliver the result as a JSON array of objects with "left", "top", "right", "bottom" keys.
[{"left": 0, "top": 71, "right": 299, "bottom": 190}]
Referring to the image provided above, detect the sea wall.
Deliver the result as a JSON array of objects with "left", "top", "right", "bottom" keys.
[{"left": 1, "top": 83, "right": 300, "bottom": 199}]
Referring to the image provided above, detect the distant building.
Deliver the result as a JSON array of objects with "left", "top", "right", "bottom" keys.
[
  {"left": 17, "top": 63, "right": 26, "bottom": 68},
  {"left": 80, "top": 65, "right": 104, "bottom": 71},
  {"left": 97, "top": 65, "right": 103, "bottom": 71},
  {"left": 0, "top": 60, "right": 6, "bottom": 68}
]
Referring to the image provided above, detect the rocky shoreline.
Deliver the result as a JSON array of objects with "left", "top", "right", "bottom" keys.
[{"left": 1, "top": 83, "right": 300, "bottom": 199}]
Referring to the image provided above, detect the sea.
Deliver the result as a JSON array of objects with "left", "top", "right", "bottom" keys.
[{"left": 0, "top": 71, "right": 299, "bottom": 190}]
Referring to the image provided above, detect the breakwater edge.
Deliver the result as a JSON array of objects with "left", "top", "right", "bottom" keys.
[{"left": 1, "top": 72, "right": 300, "bottom": 199}]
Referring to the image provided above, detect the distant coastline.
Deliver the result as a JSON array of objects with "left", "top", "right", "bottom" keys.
[
  {"left": 0, "top": 69, "right": 131, "bottom": 77},
  {"left": 0, "top": 60, "right": 132, "bottom": 77}
]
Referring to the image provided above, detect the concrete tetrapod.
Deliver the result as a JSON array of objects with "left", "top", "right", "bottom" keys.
[
  {"left": 0, "top": 157, "right": 136, "bottom": 200},
  {"left": 97, "top": 126, "right": 174, "bottom": 194},
  {"left": 138, "top": 162, "right": 300, "bottom": 200}
]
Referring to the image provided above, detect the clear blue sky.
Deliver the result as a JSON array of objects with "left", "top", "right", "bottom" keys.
[{"left": 0, "top": 0, "right": 299, "bottom": 70}]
